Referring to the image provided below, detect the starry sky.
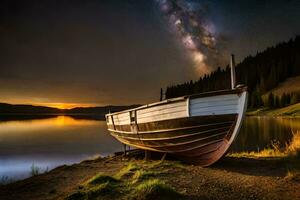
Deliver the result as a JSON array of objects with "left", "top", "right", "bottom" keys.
[{"left": 0, "top": 0, "right": 299, "bottom": 108}]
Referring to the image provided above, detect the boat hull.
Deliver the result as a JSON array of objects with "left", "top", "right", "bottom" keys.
[{"left": 106, "top": 88, "right": 247, "bottom": 166}]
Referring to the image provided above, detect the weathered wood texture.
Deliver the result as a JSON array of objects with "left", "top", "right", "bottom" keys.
[{"left": 106, "top": 88, "right": 247, "bottom": 166}]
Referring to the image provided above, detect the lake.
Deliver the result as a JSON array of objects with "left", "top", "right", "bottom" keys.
[{"left": 0, "top": 115, "right": 299, "bottom": 181}]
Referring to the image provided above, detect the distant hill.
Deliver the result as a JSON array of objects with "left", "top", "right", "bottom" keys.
[
  {"left": 0, "top": 103, "right": 140, "bottom": 118},
  {"left": 266, "top": 75, "right": 300, "bottom": 96},
  {"left": 67, "top": 105, "right": 140, "bottom": 115},
  {"left": 0, "top": 103, "right": 61, "bottom": 114},
  {"left": 247, "top": 102, "right": 300, "bottom": 116}
]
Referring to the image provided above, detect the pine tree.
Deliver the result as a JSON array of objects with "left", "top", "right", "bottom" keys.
[
  {"left": 267, "top": 92, "right": 275, "bottom": 108},
  {"left": 281, "top": 93, "right": 286, "bottom": 107},
  {"left": 291, "top": 92, "right": 300, "bottom": 105},
  {"left": 274, "top": 95, "right": 280, "bottom": 108},
  {"left": 286, "top": 93, "right": 291, "bottom": 105}
]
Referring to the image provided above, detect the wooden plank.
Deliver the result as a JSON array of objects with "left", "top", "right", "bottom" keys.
[
  {"left": 110, "top": 126, "right": 231, "bottom": 141},
  {"left": 112, "top": 134, "right": 225, "bottom": 154},
  {"left": 191, "top": 108, "right": 238, "bottom": 116},
  {"left": 190, "top": 101, "right": 237, "bottom": 109},
  {"left": 137, "top": 114, "right": 237, "bottom": 132},
  {"left": 108, "top": 120, "right": 233, "bottom": 135},
  {"left": 190, "top": 95, "right": 238, "bottom": 105},
  {"left": 137, "top": 107, "right": 187, "bottom": 119},
  {"left": 191, "top": 105, "right": 238, "bottom": 113},
  {"left": 137, "top": 101, "right": 186, "bottom": 115},
  {"left": 136, "top": 101, "right": 187, "bottom": 124},
  {"left": 190, "top": 94, "right": 239, "bottom": 117},
  {"left": 137, "top": 111, "right": 187, "bottom": 124},
  {"left": 112, "top": 113, "right": 130, "bottom": 125},
  {"left": 115, "top": 131, "right": 228, "bottom": 148}
]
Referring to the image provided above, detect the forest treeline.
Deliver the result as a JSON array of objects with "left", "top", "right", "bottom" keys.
[{"left": 164, "top": 36, "right": 300, "bottom": 108}]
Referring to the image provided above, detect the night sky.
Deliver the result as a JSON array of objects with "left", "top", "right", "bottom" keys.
[{"left": 0, "top": 0, "right": 299, "bottom": 108}]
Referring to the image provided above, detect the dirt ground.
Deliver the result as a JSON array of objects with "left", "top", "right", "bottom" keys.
[{"left": 0, "top": 152, "right": 299, "bottom": 200}]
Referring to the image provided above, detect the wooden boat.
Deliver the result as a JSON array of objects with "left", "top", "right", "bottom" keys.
[{"left": 105, "top": 55, "right": 248, "bottom": 166}]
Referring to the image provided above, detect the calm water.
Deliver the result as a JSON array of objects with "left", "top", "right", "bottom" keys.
[
  {"left": 0, "top": 116, "right": 299, "bottom": 181},
  {"left": 0, "top": 116, "right": 123, "bottom": 181},
  {"left": 231, "top": 116, "right": 300, "bottom": 152}
]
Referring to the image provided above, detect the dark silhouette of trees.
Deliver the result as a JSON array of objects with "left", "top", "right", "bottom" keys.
[
  {"left": 164, "top": 36, "right": 300, "bottom": 108},
  {"left": 274, "top": 96, "right": 280, "bottom": 108},
  {"left": 160, "top": 88, "right": 163, "bottom": 101},
  {"left": 267, "top": 92, "right": 275, "bottom": 108},
  {"left": 262, "top": 92, "right": 300, "bottom": 108}
]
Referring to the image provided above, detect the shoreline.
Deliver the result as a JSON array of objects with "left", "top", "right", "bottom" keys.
[
  {"left": 246, "top": 103, "right": 300, "bottom": 117},
  {"left": 0, "top": 113, "right": 106, "bottom": 121},
  {"left": 0, "top": 151, "right": 299, "bottom": 200},
  {"left": 1, "top": 102, "right": 300, "bottom": 121}
]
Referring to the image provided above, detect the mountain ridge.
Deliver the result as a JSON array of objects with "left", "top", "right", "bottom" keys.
[{"left": 0, "top": 102, "right": 140, "bottom": 115}]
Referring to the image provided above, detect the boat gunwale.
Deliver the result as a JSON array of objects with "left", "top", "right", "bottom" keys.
[{"left": 105, "top": 87, "right": 247, "bottom": 117}]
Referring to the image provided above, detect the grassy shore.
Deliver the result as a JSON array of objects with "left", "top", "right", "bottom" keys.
[
  {"left": 0, "top": 147, "right": 300, "bottom": 200},
  {"left": 1, "top": 132, "right": 300, "bottom": 200},
  {"left": 247, "top": 103, "right": 300, "bottom": 116}
]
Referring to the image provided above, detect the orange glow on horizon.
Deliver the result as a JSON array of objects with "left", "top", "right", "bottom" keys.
[
  {"left": 54, "top": 116, "right": 98, "bottom": 126},
  {"left": 32, "top": 102, "right": 98, "bottom": 109},
  {"left": 0, "top": 116, "right": 100, "bottom": 134}
]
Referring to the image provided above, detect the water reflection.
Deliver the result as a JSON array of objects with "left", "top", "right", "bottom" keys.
[
  {"left": 0, "top": 116, "right": 123, "bottom": 180},
  {"left": 231, "top": 117, "right": 300, "bottom": 152},
  {"left": 1, "top": 116, "right": 300, "bottom": 181}
]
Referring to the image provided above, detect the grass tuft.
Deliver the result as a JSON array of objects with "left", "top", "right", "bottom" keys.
[
  {"left": 132, "top": 170, "right": 157, "bottom": 183},
  {"left": 285, "top": 170, "right": 300, "bottom": 182},
  {"left": 157, "top": 160, "right": 186, "bottom": 169},
  {"left": 30, "top": 163, "right": 41, "bottom": 176},
  {"left": 85, "top": 173, "right": 118, "bottom": 186},
  {"left": 131, "top": 179, "right": 181, "bottom": 200},
  {"left": 285, "top": 131, "right": 300, "bottom": 158},
  {"left": 65, "top": 161, "right": 184, "bottom": 200},
  {"left": 86, "top": 182, "right": 117, "bottom": 198},
  {"left": 229, "top": 131, "right": 300, "bottom": 159},
  {"left": 145, "top": 160, "right": 186, "bottom": 172},
  {"left": 65, "top": 173, "right": 120, "bottom": 200},
  {"left": 66, "top": 180, "right": 119, "bottom": 200},
  {"left": 0, "top": 176, "right": 14, "bottom": 185},
  {"left": 114, "top": 162, "right": 140, "bottom": 179}
]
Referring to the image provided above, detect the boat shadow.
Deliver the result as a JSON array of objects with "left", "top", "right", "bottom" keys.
[{"left": 212, "top": 156, "right": 295, "bottom": 177}]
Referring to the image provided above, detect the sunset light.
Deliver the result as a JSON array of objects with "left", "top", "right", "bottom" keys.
[
  {"left": 33, "top": 103, "right": 97, "bottom": 109},
  {"left": 0, "top": 0, "right": 299, "bottom": 199}
]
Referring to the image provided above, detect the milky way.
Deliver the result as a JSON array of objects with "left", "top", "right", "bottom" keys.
[{"left": 156, "top": 0, "right": 228, "bottom": 75}]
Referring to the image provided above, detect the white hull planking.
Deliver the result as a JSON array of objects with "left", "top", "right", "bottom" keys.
[{"left": 107, "top": 92, "right": 247, "bottom": 127}]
